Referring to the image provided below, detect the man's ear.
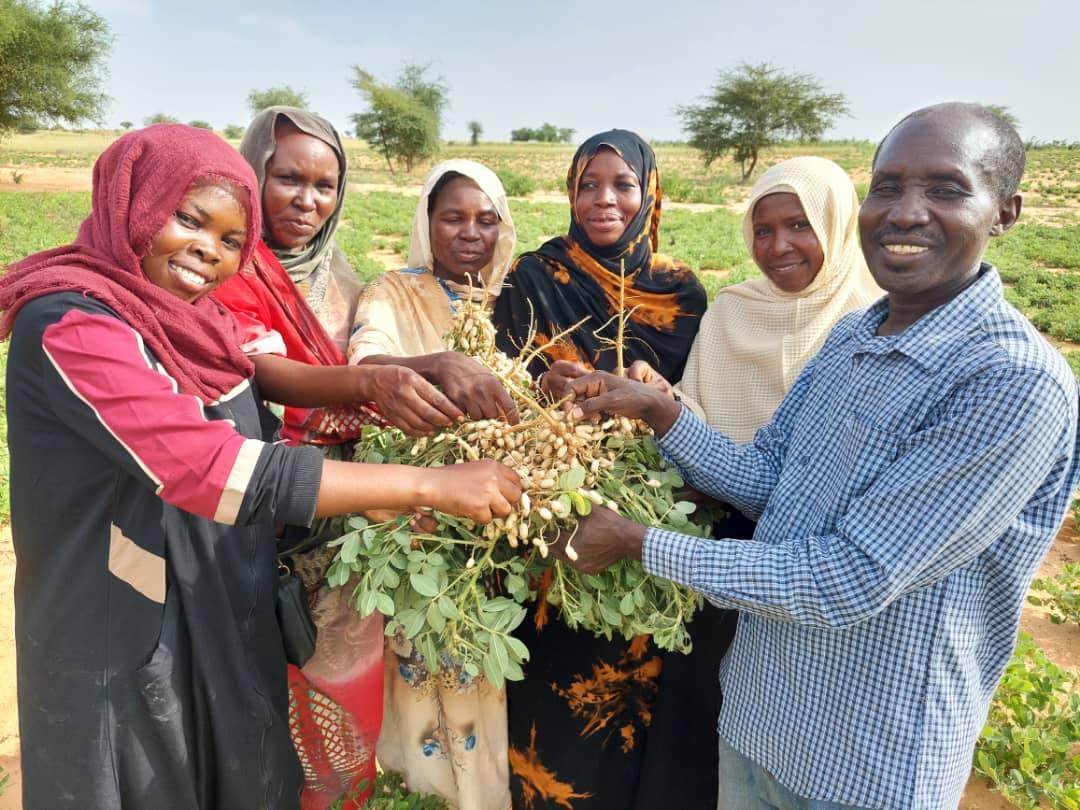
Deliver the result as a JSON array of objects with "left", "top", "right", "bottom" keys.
[{"left": 990, "top": 193, "right": 1022, "bottom": 236}]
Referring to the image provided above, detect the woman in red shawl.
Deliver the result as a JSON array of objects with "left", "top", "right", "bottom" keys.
[
  {"left": 0, "top": 124, "right": 521, "bottom": 810},
  {"left": 214, "top": 107, "right": 518, "bottom": 809}
]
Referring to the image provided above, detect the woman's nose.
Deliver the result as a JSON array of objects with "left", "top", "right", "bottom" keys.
[
  {"left": 189, "top": 237, "right": 219, "bottom": 264},
  {"left": 294, "top": 186, "right": 316, "bottom": 211}
]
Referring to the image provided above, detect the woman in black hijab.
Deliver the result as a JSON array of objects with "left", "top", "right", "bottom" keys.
[
  {"left": 494, "top": 129, "right": 705, "bottom": 382},
  {"left": 495, "top": 130, "right": 708, "bottom": 810}
]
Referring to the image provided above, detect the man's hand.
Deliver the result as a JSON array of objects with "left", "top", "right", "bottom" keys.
[
  {"left": 541, "top": 360, "right": 592, "bottom": 407},
  {"left": 550, "top": 508, "right": 647, "bottom": 575},
  {"left": 425, "top": 352, "right": 519, "bottom": 424},
  {"left": 567, "top": 371, "right": 682, "bottom": 437},
  {"left": 363, "top": 365, "right": 463, "bottom": 436},
  {"left": 422, "top": 461, "right": 523, "bottom": 524}
]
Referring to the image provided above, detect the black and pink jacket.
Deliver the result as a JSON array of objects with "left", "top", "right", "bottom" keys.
[{"left": 7, "top": 292, "right": 322, "bottom": 809}]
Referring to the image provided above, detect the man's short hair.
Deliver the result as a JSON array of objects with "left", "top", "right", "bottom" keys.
[{"left": 873, "top": 103, "right": 1025, "bottom": 204}]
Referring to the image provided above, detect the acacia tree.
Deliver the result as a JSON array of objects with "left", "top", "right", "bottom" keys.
[
  {"left": 246, "top": 85, "right": 308, "bottom": 117},
  {"left": 467, "top": 120, "right": 482, "bottom": 146},
  {"left": 144, "top": 112, "right": 178, "bottom": 125},
  {"left": 0, "top": 0, "right": 111, "bottom": 134},
  {"left": 678, "top": 63, "right": 849, "bottom": 180},
  {"left": 984, "top": 104, "right": 1020, "bottom": 130},
  {"left": 351, "top": 63, "right": 448, "bottom": 173}
]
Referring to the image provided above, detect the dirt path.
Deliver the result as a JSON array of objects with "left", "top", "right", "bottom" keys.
[
  {"left": 0, "top": 523, "right": 1075, "bottom": 807},
  {"left": 0, "top": 171, "right": 735, "bottom": 213},
  {"left": 0, "top": 167, "right": 91, "bottom": 193}
]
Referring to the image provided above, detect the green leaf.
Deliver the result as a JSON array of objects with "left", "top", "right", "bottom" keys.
[
  {"left": 340, "top": 532, "right": 361, "bottom": 564},
  {"left": 569, "top": 492, "right": 592, "bottom": 516},
  {"left": 667, "top": 510, "right": 689, "bottom": 528},
  {"left": 427, "top": 600, "right": 446, "bottom": 633},
  {"left": 358, "top": 589, "right": 378, "bottom": 616},
  {"left": 504, "top": 658, "right": 525, "bottom": 681},
  {"left": 675, "top": 500, "right": 697, "bottom": 514},
  {"left": 620, "top": 593, "right": 636, "bottom": 615},
  {"left": 505, "top": 635, "right": 530, "bottom": 662},
  {"left": 491, "top": 634, "right": 510, "bottom": 672},
  {"left": 347, "top": 516, "right": 369, "bottom": 530},
  {"left": 427, "top": 552, "right": 445, "bottom": 567},
  {"left": 383, "top": 568, "right": 400, "bottom": 589},
  {"left": 483, "top": 597, "right": 517, "bottom": 613},
  {"left": 560, "top": 466, "right": 587, "bottom": 490},
  {"left": 410, "top": 572, "right": 440, "bottom": 597},
  {"left": 482, "top": 651, "right": 505, "bottom": 690},
  {"left": 599, "top": 600, "right": 622, "bottom": 626},
  {"left": 325, "top": 560, "right": 346, "bottom": 588},
  {"left": 420, "top": 635, "right": 440, "bottom": 674},
  {"left": 437, "top": 595, "right": 458, "bottom": 620},
  {"left": 375, "top": 592, "right": 396, "bottom": 616},
  {"left": 399, "top": 609, "right": 425, "bottom": 639}
]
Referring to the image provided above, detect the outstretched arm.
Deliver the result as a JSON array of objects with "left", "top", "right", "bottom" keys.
[
  {"left": 560, "top": 368, "right": 1074, "bottom": 629},
  {"left": 253, "top": 354, "right": 463, "bottom": 436}
]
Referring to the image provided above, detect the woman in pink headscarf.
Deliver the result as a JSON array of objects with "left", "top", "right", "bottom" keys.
[{"left": 0, "top": 124, "right": 521, "bottom": 810}]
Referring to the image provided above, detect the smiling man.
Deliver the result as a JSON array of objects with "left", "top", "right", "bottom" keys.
[{"left": 555, "top": 104, "right": 1080, "bottom": 810}]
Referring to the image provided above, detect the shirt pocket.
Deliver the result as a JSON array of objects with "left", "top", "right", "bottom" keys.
[{"left": 820, "top": 416, "right": 901, "bottom": 514}]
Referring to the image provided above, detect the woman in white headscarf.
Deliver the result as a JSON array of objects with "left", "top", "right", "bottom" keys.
[
  {"left": 676, "top": 155, "right": 881, "bottom": 436},
  {"left": 631, "top": 156, "right": 881, "bottom": 810},
  {"left": 349, "top": 160, "right": 515, "bottom": 359},
  {"left": 350, "top": 160, "right": 518, "bottom": 810}
]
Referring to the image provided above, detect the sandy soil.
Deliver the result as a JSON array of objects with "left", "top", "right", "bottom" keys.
[
  {"left": 0, "top": 524, "right": 1075, "bottom": 807},
  {"left": 0, "top": 167, "right": 92, "bottom": 193}
]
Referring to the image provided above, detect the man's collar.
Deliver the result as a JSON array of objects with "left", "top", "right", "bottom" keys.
[{"left": 852, "top": 264, "right": 1002, "bottom": 371}]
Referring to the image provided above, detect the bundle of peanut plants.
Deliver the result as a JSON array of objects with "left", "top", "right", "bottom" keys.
[{"left": 326, "top": 298, "right": 714, "bottom": 688}]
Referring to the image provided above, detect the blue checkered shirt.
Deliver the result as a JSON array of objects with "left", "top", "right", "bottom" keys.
[{"left": 643, "top": 267, "right": 1080, "bottom": 810}]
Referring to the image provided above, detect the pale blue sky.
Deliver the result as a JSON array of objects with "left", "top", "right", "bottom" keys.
[{"left": 88, "top": 0, "right": 1079, "bottom": 143}]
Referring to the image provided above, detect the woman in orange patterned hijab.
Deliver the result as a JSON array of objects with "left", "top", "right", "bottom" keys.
[
  {"left": 493, "top": 129, "right": 706, "bottom": 382},
  {"left": 496, "top": 131, "right": 706, "bottom": 810}
]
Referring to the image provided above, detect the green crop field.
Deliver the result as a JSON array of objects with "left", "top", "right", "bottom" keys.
[{"left": 1, "top": 131, "right": 1079, "bottom": 808}]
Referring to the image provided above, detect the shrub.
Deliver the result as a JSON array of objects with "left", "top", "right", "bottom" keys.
[
  {"left": 1028, "top": 562, "right": 1080, "bottom": 626},
  {"left": 497, "top": 168, "right": 536, "bottom": 197},
  {"left": 975, "top": 634, "right": 1080, "bottom": 808}
]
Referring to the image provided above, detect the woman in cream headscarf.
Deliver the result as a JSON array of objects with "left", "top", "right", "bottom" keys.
[
  {"left": 350, "top": 160, "right": 518, "bottom": 810},
  {"left": 349, "top": 159, "right": 516, "bottom": 363},
  {"left": 676, "top": 155, "right": 881, "bottom": 437},
  {"left": 631, "top": 155, "right": 881, "bottom": 810}
]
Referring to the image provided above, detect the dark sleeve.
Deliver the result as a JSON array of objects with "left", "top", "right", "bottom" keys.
[{"left": 16, "top": 293, "right": 321, "bottom": 527}]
